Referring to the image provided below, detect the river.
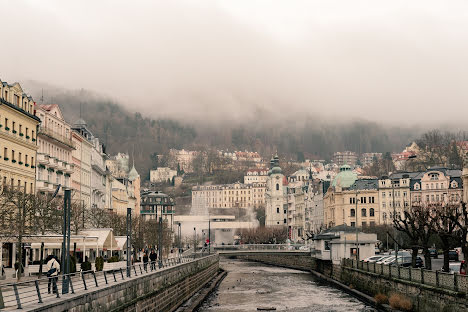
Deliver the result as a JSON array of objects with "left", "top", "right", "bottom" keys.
[{"left": 198, "top": 259, "right": 375, "bottom": 312}]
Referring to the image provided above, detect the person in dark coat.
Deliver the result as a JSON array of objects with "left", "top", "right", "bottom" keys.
[
  {"left": 149, "top": 250, "right": 157, "bottom": 270},
  {"left": 143, "top": 252, "right": 149, "bottom": 271}
]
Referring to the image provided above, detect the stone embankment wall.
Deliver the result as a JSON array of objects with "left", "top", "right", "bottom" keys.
[
  {"left": 29, "top": 255, "right": 219, "bottom": 312},
  {"left": 227, "top": 253, "right": 468, "bottom": 312}
]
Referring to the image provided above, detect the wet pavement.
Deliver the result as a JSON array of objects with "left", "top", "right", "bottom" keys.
[{"left": 198, "top": 259, "right": 374, "bottom": 312}]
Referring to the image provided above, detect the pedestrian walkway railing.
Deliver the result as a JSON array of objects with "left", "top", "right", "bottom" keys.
[
  {"left": 0, "top": 255, "right": 196, "bottom": 310},
  {"left": 342, "top": 258, "right": 468, "bottom": 293},
  {"left": 214, "top": 244, "right": 307, "bottom": 251}
]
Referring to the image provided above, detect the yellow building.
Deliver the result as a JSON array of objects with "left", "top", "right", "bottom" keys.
[
  {"left": 0, "top": 80, "right": 40, "bottom": 193},
  {"left": 323, "top": 166, "right": 379, "bottom": 228}
]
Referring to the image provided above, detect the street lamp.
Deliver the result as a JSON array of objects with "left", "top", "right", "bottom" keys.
[{"left": 355, "top": 191, "right": 360, "bottom": 261}]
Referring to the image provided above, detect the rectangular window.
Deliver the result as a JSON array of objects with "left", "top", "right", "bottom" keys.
[
  {"left": 277, "top": 207, "right": 279, "bottom": 213},
  {"left": 12, "top": 150, "right": 15, "bottom": 161}
]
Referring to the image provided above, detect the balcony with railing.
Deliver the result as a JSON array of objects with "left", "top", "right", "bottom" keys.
[
  {"left": 38, "top": 126, "right": 74, "bottom": 148},
  {"left": 48, "top": 156, "right": 58, "bottom": 169},
  {"left": 37, "top": 153, "right": 50, "bottom": 165},
  {"left": 64, "top": 162, "right": 74, "bottom": 174}
]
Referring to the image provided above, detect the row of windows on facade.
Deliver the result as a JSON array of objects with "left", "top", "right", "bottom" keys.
[
  {"left": 349, "top": 208, "right": 375, "bottom": 217},
  {"left": 196, "top": 189, "right": 264, "bottom": 196},
  {"left": 350, "top": 221, "right": 376, "bottom": 227},
  {"left": 382, "top": 212, "right": 402, "bottom": 220},
  {"left": 2, "top": 176, "right": 34, "bottom": 194},
  {"left": 381, "top": 191, "right": 407, "bottom": 198},
  {"left": 1, "top": 90, "right": 34, "bottom": 114},
  {"left": 414, "top": 181, "right": 459, "bottom": 190},
  {"left": 2, "top": 117, "right": 36, "bottom": 139},
  {"left": 38, "top": 140, "right": 71, "bottom": 162},
  {"left": 349, "top": 196, "right": 376, "bottom": 204},
  {"left": 37, "top": 167, "right": 70, "bottom": 186},
  {"left": 2, "top": 147, "right": 34, "bottom": 166}
]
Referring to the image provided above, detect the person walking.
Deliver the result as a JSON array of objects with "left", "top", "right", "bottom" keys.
[
  {"left": 46, "top": 255, "right": 60, "bottom": 294},
  {"left": 143, "top": 252, "right": 149, "bottom": 271},
  {"left": 149, "top": 250, "right": 157, "bottom": 270}
]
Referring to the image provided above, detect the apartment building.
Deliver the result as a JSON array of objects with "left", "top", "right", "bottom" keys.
[
  {"left": 36, "top": 104, "right": 75, "bottom": 195},
  {"left": 0, "top": 81, "right": 40, "bottom": 194}
]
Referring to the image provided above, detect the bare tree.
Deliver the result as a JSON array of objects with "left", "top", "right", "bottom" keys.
[{"left": 31, "top": 193, "right": 62, "bottom": 277}]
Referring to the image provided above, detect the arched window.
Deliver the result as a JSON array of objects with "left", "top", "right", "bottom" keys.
[
  {"left": 369, "top": 208, "right": 375, "bottom": 217},
  {"left": 350, "top": 209, "right": 355, "bottom": 217},
  {"left": 383, "top": 212, "right": 387, "bottom": 220},
  {"left": 276, "top": 183, "right": 279, "bottom": 191},
  {"left": 361, "top": 208, "right": 367, "bottom": 217}
]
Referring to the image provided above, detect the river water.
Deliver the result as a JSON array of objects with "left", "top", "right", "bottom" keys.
[{"left": 198, "top": 259, "right": 374, "bottom": 312}]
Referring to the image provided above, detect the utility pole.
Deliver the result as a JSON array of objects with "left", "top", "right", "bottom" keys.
[
  {"left": 158, "top": 216, "right": 162, "bottom": 268},
  {"left": 178, "top": 223, "right": 181, "bottom": 263},
  {"left": 355, "top": 191, "right": 359, "bottom": 261},
  {"left": 126, "top": 208, "right": 132, "bottom": 277},
  {"left": 61, "top": 189, "right": 71, "bottom": 294},
  {"left": 193, "top": 227, "right": 196, "bottom": 254},
  {"left": 392, "top": 182, "right": 398, "bottom": 265},
  {"left": 208, "top": 217, "right": 211, "bottom": 255}
]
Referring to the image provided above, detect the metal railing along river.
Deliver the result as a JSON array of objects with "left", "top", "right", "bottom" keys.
[
  {"left": 0, "top": 255, "right": 196, "bottom": 310},
  {"left": 343, "top": 258, "right": 468, "bottom": 293}
]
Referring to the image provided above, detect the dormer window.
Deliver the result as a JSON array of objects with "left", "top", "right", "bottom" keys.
[
  {"left": 451, "top": 181, "right": 458, "bottom": 188},
  {"left": 414, "top": 183, "right": 420, "bottom": 190},
  {"left": 430, "top": 173, "right": 439, "bottom": 180}
]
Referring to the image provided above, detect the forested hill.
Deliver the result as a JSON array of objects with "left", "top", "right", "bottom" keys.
[{"left": 28, "top": 86, "right": 419, "bottom": 180}]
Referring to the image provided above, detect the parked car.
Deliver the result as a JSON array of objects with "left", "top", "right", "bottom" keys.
[
  {"left": 364, "top": 255, "right": 386, "bottom": 263},
  {"left": 394, "top": 256, "right": 423, "bottom": 268},
  {"left": 448, "top": 262, "right": 462, "bottom": 274},
  {"left": 449, "top": 250, "right": 459, "bottom": 261},
  {"left": 429, "top": 248, "right": 438, "bottom": 258},
  {"left": 376, "top": 256, "right": 394, "bottom": 264}
]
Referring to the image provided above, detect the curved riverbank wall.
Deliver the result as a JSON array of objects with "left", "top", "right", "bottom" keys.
[
  {"left": 225, "top": 252, "right": 468, "bottom": 312},
  {"left": 27, "top": 255, "right": 219, "bottom": 312}
]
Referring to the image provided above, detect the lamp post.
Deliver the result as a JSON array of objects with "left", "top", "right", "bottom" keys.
[
  {"left": 193, "top": 227, "right": 196, "bottom": 254},
  {"left": 178, "top": 222, "right": 181, "bottom": 262},
  {"left": 355, "top": 191, "right": 360, "bottom": 261},
  {"left": 208, "top": 216, "right": 211, "bottom": 255},
  {"left": 126, "top": 208, "right": 132, "bottom": 277},
  {"left": 392, "top": 181, "right": 398, "bottom": 266}
]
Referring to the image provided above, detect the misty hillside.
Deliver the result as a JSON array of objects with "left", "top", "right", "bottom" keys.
[{"left": 28, "top": 86, "right": 419, "bottom": 180}]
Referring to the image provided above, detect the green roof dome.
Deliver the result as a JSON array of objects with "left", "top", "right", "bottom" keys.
[
  {"left": 331, "top": 165, "right": 357, "bottom": 188},
  {"left": 271, "top": 166, "right": 282, "bottom": 175}
]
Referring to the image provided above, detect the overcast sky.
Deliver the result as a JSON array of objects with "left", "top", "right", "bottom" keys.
[{"left": 1, "top": 0, "right": 468, "bottom": 124}]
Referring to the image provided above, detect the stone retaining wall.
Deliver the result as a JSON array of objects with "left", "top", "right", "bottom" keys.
[{"left": 28, "top": 255, "right": 219, "bottom": 312}]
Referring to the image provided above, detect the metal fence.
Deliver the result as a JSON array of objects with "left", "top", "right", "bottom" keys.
[
  {"left": 0, "top": 255, "right": 197, "bottom": 310},
  {"left": 214, "top": 244, "right": 307, "bottom": 251},
  {"left": 342, "top": 258, "right": 468, "bottom": 293}
]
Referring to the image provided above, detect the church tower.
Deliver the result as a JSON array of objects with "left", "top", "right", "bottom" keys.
[{"left": 265, "top": 154, "right": 287, "bottom": 227}]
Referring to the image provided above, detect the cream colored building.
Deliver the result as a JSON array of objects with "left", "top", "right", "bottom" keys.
[
  {"left": 36, "top": 104, "right": 75, "bottom": 195},
  {"left": 108, "top": 154, "right": 140, "bottom": 216},
  {"left": 192, "top": 182, "right": 264, "bottom": 212},
  {"left": 150, "top": 167, "right": 177, "bottom": 183},
  {"left": 71, "top": 119, "right": 93, "bottom": 209},
  {"left": 0, "top": 80, "right": 40, "bottom": 194},
  {"left": 410, "top": 168, "right": 463, "bottom": 206},
  {"left": 378, "top": 173, "right": 413, "bottom": 225},
  {"left": 244, "top": 168, "right": 268, "bottom": 184},
  {"left": 169, "top": 149, "right": 197, "bottom": 173}
]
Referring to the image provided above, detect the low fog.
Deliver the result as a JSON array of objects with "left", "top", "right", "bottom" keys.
[{"left": 1, "top": 1, "right": 468, "bottom": 124}]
